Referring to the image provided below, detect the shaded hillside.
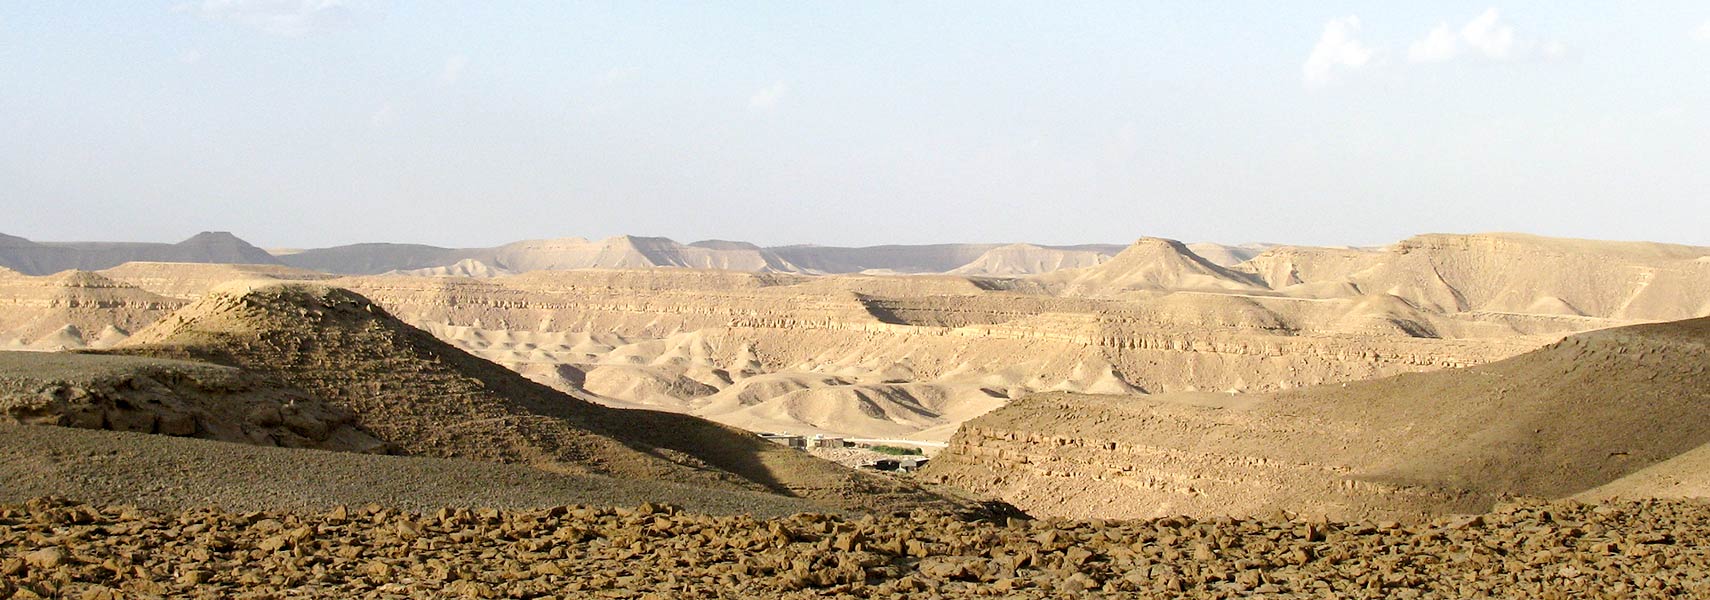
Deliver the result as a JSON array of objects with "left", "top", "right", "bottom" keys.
[
  {"left": 110, "top": 282, "right": 965, "bottom": 513},
  {"left": 0, "top": 352, "right": 383, "bottom": 453},
  {"left": 0, "top": 232, "right": 279, "bottom": 275},
  {"left": 926, "top": 316, "right": 1710, "bottom": 520}
]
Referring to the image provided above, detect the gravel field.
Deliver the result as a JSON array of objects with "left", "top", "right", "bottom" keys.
[
  {"left": 0, "top": 424, "right": 827, "bottom": 518},
  {"left": 4, "top": 496, "right": 1708, "bottom": 598}
]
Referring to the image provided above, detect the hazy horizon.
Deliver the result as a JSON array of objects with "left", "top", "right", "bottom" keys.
[
  {"left": 3, "top": 2, "right": 1707, "bottom": 249},
  {"left": 6, "top": 228, "right": 1710, "bottom": 253}
]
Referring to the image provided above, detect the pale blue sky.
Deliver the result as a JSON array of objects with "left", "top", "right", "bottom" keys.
[{"left": 1, "top": 2, "right": 1706, "bottom": 248}]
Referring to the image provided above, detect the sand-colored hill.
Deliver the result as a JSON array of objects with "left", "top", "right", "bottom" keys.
[
  {"left": 1185, "top": 242, "right": 1272, "bottom": 267},
  {"left": 279, "top": 236, "right": 807, "bottom": 275},
  {"left": 108, "top": 281, "right": 964, "bottom": 513},
  {"left": 0, "top": 231, "right": 280, "bottom": 275},
  {"left": 383, "top": 258, "right": 514, "bottom": 278},
  {"left": 1037, "top": 238, "right": 1266, "bottom": 295},
  {"left": 926, "top": 316, "right": 1710, "bottom": 521},
  {"left": 1237, "top": 233, "right": 1710, "bottom": 320},
  {"left": 484, "top": 235, "right": 804, "bottom": 273},
  {"left": 769, "top": 243, "right": 1005, "bottom": 274},
  {"left": 949, "top": 244, "right": 1116, "bottom": 276}
]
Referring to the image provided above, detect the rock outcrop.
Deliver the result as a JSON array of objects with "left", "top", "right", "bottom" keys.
[{"left": 0, "top": 352, "right": 385, "bottom": 453}]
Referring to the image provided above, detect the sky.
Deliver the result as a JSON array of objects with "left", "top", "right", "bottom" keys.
[{"left": 0, "top": 2, "right": 1706, "bottom": 249}]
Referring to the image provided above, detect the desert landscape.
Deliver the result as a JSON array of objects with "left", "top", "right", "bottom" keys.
[
  {"left": 7, "top": 3, "right": 1710, "bottom": 597},
  {"left": 2, "top": 228, "right": 1709, "bottom": 597}
]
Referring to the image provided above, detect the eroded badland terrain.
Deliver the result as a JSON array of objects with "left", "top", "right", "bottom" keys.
[{"left": 2, "top": 230, "right": 1710, "bottom": 598}]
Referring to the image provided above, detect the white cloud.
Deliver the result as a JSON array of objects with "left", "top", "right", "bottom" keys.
[
  {"left": 1694, "top": 20, "right": 1710, "bottom": 42},
  {"left": 369, "top": 102, "right": 394, "bottom": 128},
  {"left": 439, "top": 55, "right": 469, "bottom": 86},
  {"left": 1407, "top": 8, "right": 1564, "bottom": 64},
  {"left": 1407, "top": 24, "right": 1459, "bottom": 63},
  {"left": 177, "top": 0, "right": 378, "bottom": 36},
  {"left": 748, "top": 82, "right": 790, "bottom": 110},
  {"left": 1460, "top": 8, "right": 1516, "bottom": 59},
  {"left": 179, "top": 49, "right": 206, "bottom": 65},
  {"left": 602, "top": 67, "right": 640, "bottom": 86},
  {"left": 1302, "top": 16, "right": 1375, "bottom": 88}
]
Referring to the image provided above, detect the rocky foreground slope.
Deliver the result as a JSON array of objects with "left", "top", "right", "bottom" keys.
[
  {"left": 0, "top": 352, "right": 384, "bottom": 453},
  {"left": 924, "top": 316, "right": 1710, "bottom": 521},
  {"left": 3, "top": 496, "right": 1707, "bottom": 598}
]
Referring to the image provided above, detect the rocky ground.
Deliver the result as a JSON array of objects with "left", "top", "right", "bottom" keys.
[{"left": 4, "top": 497, "right": 1708, "bottom": 599}]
